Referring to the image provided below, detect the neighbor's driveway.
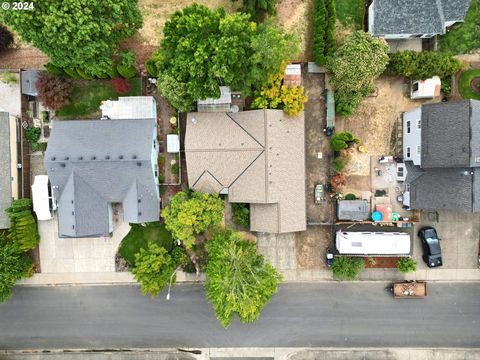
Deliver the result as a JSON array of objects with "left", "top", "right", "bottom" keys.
[{"left": 37, "top": 215, "right": 130, "bottom": 273}]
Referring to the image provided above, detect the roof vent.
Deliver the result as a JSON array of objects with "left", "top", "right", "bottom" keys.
[
  {"left": 78, "top": 156, "right": 83, "bottom": 160},
  {"left": 137, "top": 162, "right": 142, "bottom": 166},
  {"left": 60, "top": 163, "right": 66, "bottom": 167},
  {"left": 105, "top": 155, "right": 110, "bottom": 160},
  {"left": 119, "top": 155, "right": 124, "bottom": 159},
  {"left": 51, "top": 156, "right": 56, "bottom": 161},
  {"left": 138, "top": 212, "right": 142, "bottom": 216},
  {"left": 65, "top": 156, "right": 69, "bottom": 160},
  {"left": 138, "top": 199, "right": 141, "bottom": 203},
  {"left": 191, "top": 117, "right": 197, "bottom": 124},
  {"left": 91, "top": 156, "right": 96, "bottom": 160},
  {"left": 132, "top": 155, "right": 137, "bottom": 159}
]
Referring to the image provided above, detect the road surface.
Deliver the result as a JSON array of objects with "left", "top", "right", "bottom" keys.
[{"left": 0, "top": 283, "right": 479, "bottom": 349}]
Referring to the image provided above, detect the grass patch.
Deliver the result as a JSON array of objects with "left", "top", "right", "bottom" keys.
[
  {"left": 439, "top": 0, "right": 480, "bottom": 54},
  {"left": 458, "top": 69, "right": 480, "bottom": 100},
  {"left": 119, "top": 222, "right": 174, "bottom": 266},
  {"left": 56, "top": 78, "right": 141, "bottom": 119},
  {"left": 335, "top": 0, "right": 364, "bottom": 29}
]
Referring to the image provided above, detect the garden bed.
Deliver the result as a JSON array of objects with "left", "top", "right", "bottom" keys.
[
  {"left": 56, "top": 78, "right": 141, "bottom": 119},
  {"left": 458, "top": 69, "right": 480, "bottom": 100},
  {"left": 364, "top": 257, "right": 400, "bottom": 268}
]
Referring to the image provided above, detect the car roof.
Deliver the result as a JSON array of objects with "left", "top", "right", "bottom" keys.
[{"left": 425, "top": 237, "right": 441, "bottom": 255}]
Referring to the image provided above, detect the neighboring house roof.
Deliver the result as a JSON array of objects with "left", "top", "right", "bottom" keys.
[
  {"left": 337, "top": 200, "right": 370, "bottom": 221},
  {"left": 0, "top": 111, "right": 12, "bottom": 229},
  {"left": 45, "top": 115, "right": 159, "bottom": 237},
  {"left": 404, "top": 100, "right": 480, "bottom": 213},
  {"left": 421, "top": 100, "right": 480, "bottom": 168},
  {"left": 407, "top": 163, "right": 478, "bottom": 212},
  {"left": 100, "top": 96, "right": 156, "bottom": 120},
  {"left": 21, "top": 70, "right": 39, "bottom": 96},
  {"left": 185, "top": 109, "right": 306, "bottom": 233},
  {"left": 371, "top": 0, "right": 471, "bottom": 36}
]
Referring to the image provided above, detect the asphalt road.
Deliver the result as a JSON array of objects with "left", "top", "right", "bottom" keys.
[{"left": 0, "top": 283, "right": 479, "bottom": 349}]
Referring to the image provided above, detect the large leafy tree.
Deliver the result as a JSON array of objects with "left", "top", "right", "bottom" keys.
[
  {"left": 327, "top": 31, "right": 389, "bottom": 115},
  {"left": 0, "top": 0, "right": 142, "bottom": 76},
  {"left": 131, "top": 243, "right": 177, "bottom": 298},
  {"left": 232, "top": 0, "right": 279, "bottom": 22},
  {"left": 388, "top": 51, "right": 463, "bottom": 79},
  {"left": 5, "top": 199, "right": 40, "bottom": 252},
  {"left": 0, "top": 236, "right": 33, "bottom": 303},
  {"left": 161, "top": 191, "right": 224, "bottom": 249},
  {"left": 205, "top": 229, "right": 282, "bottom": 327},
  {"left": 151, "top": 4, "right": 297, "bottom": 111},
  {"left": 35, "top": 72, "right": 73, "bottom": 110}
]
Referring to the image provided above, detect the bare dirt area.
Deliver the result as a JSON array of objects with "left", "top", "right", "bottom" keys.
[
  {"left": 276, "top": 0, "right": 313, "bottom": 61},
  {"left": 295, "top": 226, "right": 332, "bottom": 269},
  {"left": 337, "top": 76, "right": 440, "bottom": 177},
  {"left": 0, "top": 48, "right": 47, "bottom": 70}
]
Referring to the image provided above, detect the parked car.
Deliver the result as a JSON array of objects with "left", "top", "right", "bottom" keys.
[
  {"left": 418, "top": 226, "right": 443, "bottom": 268},
  {"left": 314, "top": 184, "right": 325, "bottom": 203}
]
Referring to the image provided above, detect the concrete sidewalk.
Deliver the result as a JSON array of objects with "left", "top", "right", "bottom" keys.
[{"left": 1, "top": 348, "right": 479, "bottom": 360}]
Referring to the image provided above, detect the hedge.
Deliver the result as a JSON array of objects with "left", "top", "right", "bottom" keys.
[
  {"left": 313, "top": 0, "right": 336, "bottom": 65},
  {"left": 389, "top": 51, "right": 463, "bottom": 79}
]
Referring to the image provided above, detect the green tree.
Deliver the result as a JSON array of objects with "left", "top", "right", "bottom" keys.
[
  {"left": 205, "top": 229, "right": 282, "bottom": 327},
  {"left": 5, "top": 199, "right": 40, "bottom": 252},
  {"left": 0, "top": 237, "right": 34, "bottom": 302},
  {"left": 331, "top": 256, "right": 364, "bottom": 280},
  {"left": 328, "top": 31, "right": 389, "bottom": 115},
  {"left": 231, "top": 0, "right": 279, "bottom": 21},
  {"left": 161, "top": 191, "right": 224, "bottom": 249},
  {"left": 313, "top": 0, "right": 336, "bottom": 65},
  {"left": 330, "top": 132, "right": 360, "bottom": 151},
  {"left": 150, "top": 4, "right": 297, "bottom": 111},
  {"left": 0, "top": 0, "right": 142, "bottom": 76},
  {"left": 388, "top": 51, "right": 463, "bottom": 79},
  {"left": 397, "top": 257, "right": 417, "bottom": 273},
  {"left": 131, "top": 242, "right": 177, "bottom": 298}
]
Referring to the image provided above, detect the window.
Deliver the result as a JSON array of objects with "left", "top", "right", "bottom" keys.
[
  {"left": 406, "top": 146, "right": 411, "bottom": 158},
  {"left": 417, "top": 119, "right": 421, "bottom": 129},
  {"left": 406, "top": 120, "right": 411, "bottom": 134},
  {"left": 417, "top": 145, "right": 421, "bottom": 155},
  {"left": 412, "top": 82, "right": 419, "bottom": 92}
]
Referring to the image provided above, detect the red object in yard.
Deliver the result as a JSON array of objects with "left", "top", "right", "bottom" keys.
[
  {"left": 375, "top": 203, "right": 393, "bottom": 222},
  {"left": 110, "top": 78, "right": 131, "bottom": 94}
]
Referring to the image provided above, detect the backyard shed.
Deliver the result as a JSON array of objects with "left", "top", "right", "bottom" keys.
[
  {"left": 411, "top": 76, "right": 441, "bottom": 99},
  {"left": 167, "top": 134, "right": 180, "bottom": 153},
  {"left": 21, "top": 70, "right": 39, "bottom": 97},
  {"left": 337, "top": 200, "right": 370, "bottom": 221}
]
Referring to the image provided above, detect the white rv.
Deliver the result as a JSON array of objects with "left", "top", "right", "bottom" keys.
[{"left": 336, "top": 230, "right": 411, "bottom": 256}]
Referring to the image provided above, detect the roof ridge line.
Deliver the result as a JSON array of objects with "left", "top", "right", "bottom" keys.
[
  {"left": 264, "top": 110, "right": 269, "bottom": 203},
  {"left": 225, "top": 112, "right": 265, "bottom": 149},
  {"left": 185, "top": 148, "right": 262, "bottom": 152},
  {"left": 228, "top": 150, "right": 265, "bottom": 189}
]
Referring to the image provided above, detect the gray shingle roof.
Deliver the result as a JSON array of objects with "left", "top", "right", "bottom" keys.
[
  {"left": 409, "top": 167, "right": 474, "bottom": 212},
  {"left": 372, "top": 0, "right": 471, "bottom": 36},
  {"left": 45, "top": 117, "right": 159, "bottom": 237},
  {"left": 441, "top": 0, "right": 471, "bottom": 21},
  {"left": 421, "top": 101, "right": 471, "bottom": 168},
  {"left": 337, "top": 200, "right": 370, "bottom": 221},
  {"left": 0, "top": 111, "right": 12, "bottom": 229}
]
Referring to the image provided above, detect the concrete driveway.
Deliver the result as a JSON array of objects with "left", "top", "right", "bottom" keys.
[
  {"left": 38, "top": 215, "right": 130, "bottom": 273},
  {"left": 414, "top": 210, "right": 480, "bottom": 270}
]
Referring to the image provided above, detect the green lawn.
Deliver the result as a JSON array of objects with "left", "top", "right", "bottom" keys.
[
  {"left": 56, "top": 78, "right": 141, "bottom": 119},
  {"left": 458, "top": 69, "right": 480, "bottom": 100},
  {"left": 439, "top": 0, "right": 480, "bottom": 54},
  {"left": 119, "top": 222, "right": 174, "bottom": 266},
  {"left": 335, "top": 0, "right": 365, "bottom": 29}
]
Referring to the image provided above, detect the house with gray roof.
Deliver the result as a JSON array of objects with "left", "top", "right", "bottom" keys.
[
  {"left": 402, "top": 100, "right": 480, "bottom": 212},
  {"left": 185, "top": 109, "right": 306, "bottom": 234},
  {"left": 45, "top": 97, "right": 160, "bottom": 237},
  {"left": 368, "top": 0, "right": 471, "bottom": 39},
  {"left": 337, "top": 200, "right": 370, "bottom": 222},
  {"left": 0, "top": 111, "right": 16, "bottom": 229}
]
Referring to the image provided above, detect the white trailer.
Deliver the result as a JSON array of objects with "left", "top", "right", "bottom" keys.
[{"left": 336, "top": 230, "right": 411, "bottom": 256}]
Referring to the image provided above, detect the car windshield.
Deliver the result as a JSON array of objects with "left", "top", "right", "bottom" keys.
[{"left": 426, "top": 237, "right": 441, "bottom": 255}]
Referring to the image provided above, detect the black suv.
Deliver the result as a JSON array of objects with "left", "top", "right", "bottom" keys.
[{"left": 418, "top": 226, "right": 443, "bottom": 268}]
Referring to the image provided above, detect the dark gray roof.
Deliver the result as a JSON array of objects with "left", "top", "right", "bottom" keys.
[
  {"left": 0, "top": 111, "right": 12, "bottom": 229},
  {"left": 21, "top": 70, "right": 39, "bottom": 96},
  {"left": 421, "top": 101, "right": 471, "bottom": 168},
  {"left": 441, "top": 0, "right": 471, "bottom": 21},
  {"left": 409, "top": 167, "right": 474, "bottom": 212},
  {"left": 372, "top": 0, "right": 471, "bottom": 36},
  {"left": 470, "top": 100, "right": 480, "bottom": 167},
  {"left": 45, "top": 119, "right": 159, "bottom": 237},
  {"left": 337, "top": 200, "right": 370, "bottom": 221},
  {"left": 373, "top": 0, "right": 444, "bottom": 36}
]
